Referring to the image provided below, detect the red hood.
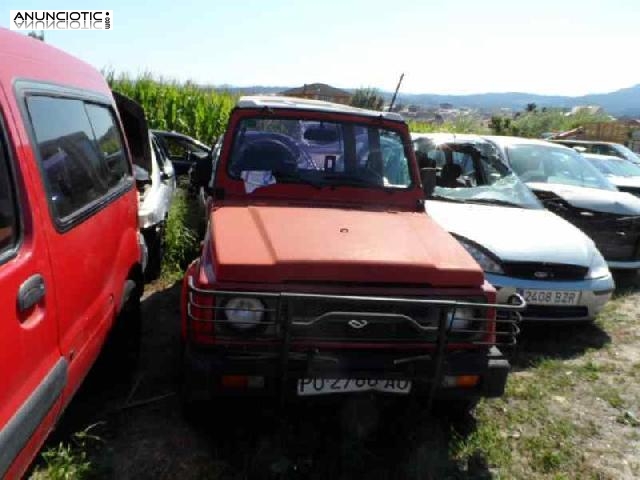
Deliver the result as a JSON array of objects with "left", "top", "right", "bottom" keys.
[{"left": 209, "top": 206, "right": 483, "bottom": 287}]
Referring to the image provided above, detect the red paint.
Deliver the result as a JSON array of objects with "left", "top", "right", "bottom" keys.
[{"left": 0, "top": 28, "right": 141, "bottom": 478}]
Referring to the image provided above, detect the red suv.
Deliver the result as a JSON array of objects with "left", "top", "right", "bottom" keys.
[
  {"left": 181, "top": 96, "right": 523, "bottom": 410},
  {"left": 0, "top": 29, "right": 144, "bottom": 478}
]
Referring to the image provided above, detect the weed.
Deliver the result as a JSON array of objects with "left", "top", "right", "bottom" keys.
[{"left": 31, "top": 425, "right": 101, "bottom": 480}]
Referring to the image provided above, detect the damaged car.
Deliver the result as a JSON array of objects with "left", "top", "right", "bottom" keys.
[
  {"left": 485, "top": 136, "right": 640, "bottom": 272},
  {"left": 180, "top": 96, "right": 524, "bottom": 413},
  {"left": 413, "top": 134, "right": 613, "bottom": 322},
  {"left": 114, "top": 93, "right": 176, "bottom": 279},
  {"left": 152, "top": 129, "right": 211, "bottom": 176}
]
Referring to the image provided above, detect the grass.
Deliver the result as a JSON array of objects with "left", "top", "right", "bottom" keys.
[
  {"left": 30, "top": 426, "right": 101, "bottom": 480},
  {"left": 450, "top": 290, "right": 640, "bottom": 479},
  {"left": 161, "top": 187, "right": 205, "bottom": 281}
]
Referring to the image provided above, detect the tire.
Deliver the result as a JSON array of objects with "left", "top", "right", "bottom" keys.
[{"left": 144, "top": 224, "right": 164, "bottom": 281}]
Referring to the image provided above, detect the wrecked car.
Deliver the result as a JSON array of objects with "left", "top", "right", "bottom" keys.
[
  {"left": 114, "top": 92, "right": 177, "bottom": 279},
  {"left": 582, "top": 153, "right": 640, "bottom": 197},
  {"left": 180, "top": 96, "right": 523, "bottom": 412},
  {"left": 152, "top": 129, "right": 211, "bottom": 176},
  {"left": 485, "top": 136, "right": 640, "bottom": 271},
  {"left": 413, "top": 133, "right": 613, "bottom": 322}
]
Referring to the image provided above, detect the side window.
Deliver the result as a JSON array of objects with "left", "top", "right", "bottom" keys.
[
  {"left": 26, "top": 96, "right": 130, "bottom": 221},
  {"left": 84, "top": 103, "right": 130, "bottom": 188},
  {"left": 0, "top": 132, "right": 18, "bottom": 255}
]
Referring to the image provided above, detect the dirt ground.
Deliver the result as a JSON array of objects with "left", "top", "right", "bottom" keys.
[{"left": 35, "top": 274, "right": 640, "bottom": 480}]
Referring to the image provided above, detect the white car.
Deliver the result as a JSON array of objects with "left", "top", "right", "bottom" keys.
[
  {"left": 113, "top": 91, "right": 176, "bottom": 279},
  {"left": 413, "top": 133, "right": 614, "bottom": 322},
  {"left": 135, "top": 133, "right": 176, "bottom": 279}
]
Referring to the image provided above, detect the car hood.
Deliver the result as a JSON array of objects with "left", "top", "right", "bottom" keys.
[
  {"left": 425, "top": 201, "right": 595, "bottom": 266},
  {"left": 209, "top": 205, "right": 484, "bottom": 287},
  {"left": 527, "top": 182, "right": 640, "bottom": 216},
  {"left": 607, "top": 176, "right": 640, "bottom": 190}
]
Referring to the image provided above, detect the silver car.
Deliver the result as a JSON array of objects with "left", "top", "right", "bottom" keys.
[{"left": 413, "top": 133, "right": 614, "bottom": 321}]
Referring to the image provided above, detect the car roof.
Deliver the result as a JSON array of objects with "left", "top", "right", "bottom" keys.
[
  {"left": 483, "top": 135, "right": 573, "bottom": 149},
  {"left": 236, "top": 95, "right": 405, "bottom": 122},
  {"left": 0, "top": 28, "right": 108, "bottom": 94}
]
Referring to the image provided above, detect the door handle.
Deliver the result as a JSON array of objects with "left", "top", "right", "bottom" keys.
[{"left": 18, "top": 274, "right": 45, "bottom": 312}]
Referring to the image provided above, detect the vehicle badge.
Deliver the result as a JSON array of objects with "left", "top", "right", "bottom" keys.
[{"left": 348, "top": 319, "right": 368, "bottom": 329}]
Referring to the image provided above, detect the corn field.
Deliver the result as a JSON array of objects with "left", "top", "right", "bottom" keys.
[{"left": 105, "top": 71, "right": 236, "bottom": 145}]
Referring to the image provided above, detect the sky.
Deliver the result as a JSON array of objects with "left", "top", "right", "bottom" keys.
[{"left": 3, "top": 0, "right": 639, "bottom": 96}]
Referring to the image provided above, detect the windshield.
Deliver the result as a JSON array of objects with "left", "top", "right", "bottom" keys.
[
  {"left": 613, "top": 144, "right": 640, "bottom": 164},
  {"left": 506, "top": 144, "right": 617, "bottom": 191},
  {"left": 227, "top": 118, "right": 413, "bottom": 192},
  {"left": 414, "top": 138, "right": 542, "bottom": 209},
  {"left": 587, "top": 156, "right": 640, "bottom": 177}
]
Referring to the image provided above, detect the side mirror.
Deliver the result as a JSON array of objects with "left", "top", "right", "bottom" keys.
[
  {"left": 133, "top": 164, "right": 151, "bottom": 184},
  {"left": 421, "top": 168, "right": 437, "bottom": 198}
]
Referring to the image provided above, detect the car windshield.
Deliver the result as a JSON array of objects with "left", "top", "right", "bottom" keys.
[
  {"left": 414, "top": 138, "right": 542, "bottom": 209},
  {"left": 227, "top": 118, "right": 413, "bottom": 192},
  {"left": 613, "top": 144, "right": 640, "bottom": 164},
  {"left": 506, "top": 144, "right": 617, "bottom": 191},
  {"left": 587, "top": 156, "right": 640, "bottom": 177}
]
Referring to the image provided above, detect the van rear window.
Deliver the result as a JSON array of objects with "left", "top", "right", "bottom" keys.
[{"left": 26, "top": 96, "right": 131, "bottom": 221}]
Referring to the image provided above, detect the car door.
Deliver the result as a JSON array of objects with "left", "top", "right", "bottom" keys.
[
  {"left": 22, "top": 90, "right": 135, "bottom": 403},
  {"left": 0, "top": 95, "right": 62, "bottom": 478}
]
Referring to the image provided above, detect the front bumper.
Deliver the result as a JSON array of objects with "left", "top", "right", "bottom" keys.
[
  {"left": 486, "top": 272, "right": 614, "bottom": 321},
  {"left": 183, "top": 345, "right": 510, "bottom": 401}
]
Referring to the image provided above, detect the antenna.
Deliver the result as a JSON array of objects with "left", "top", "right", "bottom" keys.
[{"left": 388, "top": 73, "right": 405, "bottom": 112}]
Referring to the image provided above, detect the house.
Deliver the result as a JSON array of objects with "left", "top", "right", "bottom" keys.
[{"left": 280, "top": 83, "right": 352, "bottom": 105}]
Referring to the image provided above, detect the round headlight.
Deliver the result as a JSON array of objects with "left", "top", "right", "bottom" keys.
[
  {"left": 447, "top": 307, "right": 476, "bottom": 330},
  {"left": 224, "top": 297, "right": 265, "bottom": 330}
]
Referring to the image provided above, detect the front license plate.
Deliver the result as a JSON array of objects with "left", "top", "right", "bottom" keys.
[
  {"left": 297, "top": 378, "right": 412, "bottom": 396},
  {"left": 518, "top": 289, "right": 581, "bottom": 306}
]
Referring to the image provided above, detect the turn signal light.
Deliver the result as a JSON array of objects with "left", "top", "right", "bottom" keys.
[{"left": 442, "top": 375, "right": 480, "bottom": 388}]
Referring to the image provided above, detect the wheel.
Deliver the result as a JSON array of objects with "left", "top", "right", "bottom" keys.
[{"left": 143, "top": 224, "right": 164, "bottom": 281}]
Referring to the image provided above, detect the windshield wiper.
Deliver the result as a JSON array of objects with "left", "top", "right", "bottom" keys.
[
  {"left": 429, "top": 194, "right": 469, "bottom": 203},
  {"left": 274, "top": 172, "right": 324, "bottom": 189},
  {"left": 321, "top": 174, "right": 378, "bottom": 188},
  {"left": 468, "top": 198, "right": 521, "bottom": 208}
]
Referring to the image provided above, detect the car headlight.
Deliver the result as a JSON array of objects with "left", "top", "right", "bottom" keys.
[
  {"left": 447, "top": 307, "right": 476, "bottom": 330},
  {"left": 224, "top": 297, "right": 265, "bottom": 330},
  {"left": 586, "top": 249, "right": 610, "bottom": 279},
  {"left": 456, "top": 237, "right": 504, "bottom": 274}
]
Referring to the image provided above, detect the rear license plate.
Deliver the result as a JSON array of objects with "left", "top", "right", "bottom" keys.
[
  {"left": 297, "top": 378, "right": 412, "bottom": 396},
  {"left": 518, "top": 289, "right": 581, "bottom": 306}
]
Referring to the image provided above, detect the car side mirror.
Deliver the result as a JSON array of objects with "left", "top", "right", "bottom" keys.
[{"left": 421, "top": 168, "right": 437, "bottom": 198}]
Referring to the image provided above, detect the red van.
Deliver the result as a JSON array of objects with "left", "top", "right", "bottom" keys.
[{"left": 0, "top": 29, "right": 144, "bottom": 478}]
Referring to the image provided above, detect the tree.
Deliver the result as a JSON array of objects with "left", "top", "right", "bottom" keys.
[
  {"left": 351, "top": 87, "right": 385, "bottom": 111},
  {"left": 526, "top": 103, "right": 537, "bottom": 112}
]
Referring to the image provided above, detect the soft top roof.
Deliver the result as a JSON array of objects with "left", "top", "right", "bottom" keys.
[{"left": 236, "top": 95, "right": 404, "bottom": 122}]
